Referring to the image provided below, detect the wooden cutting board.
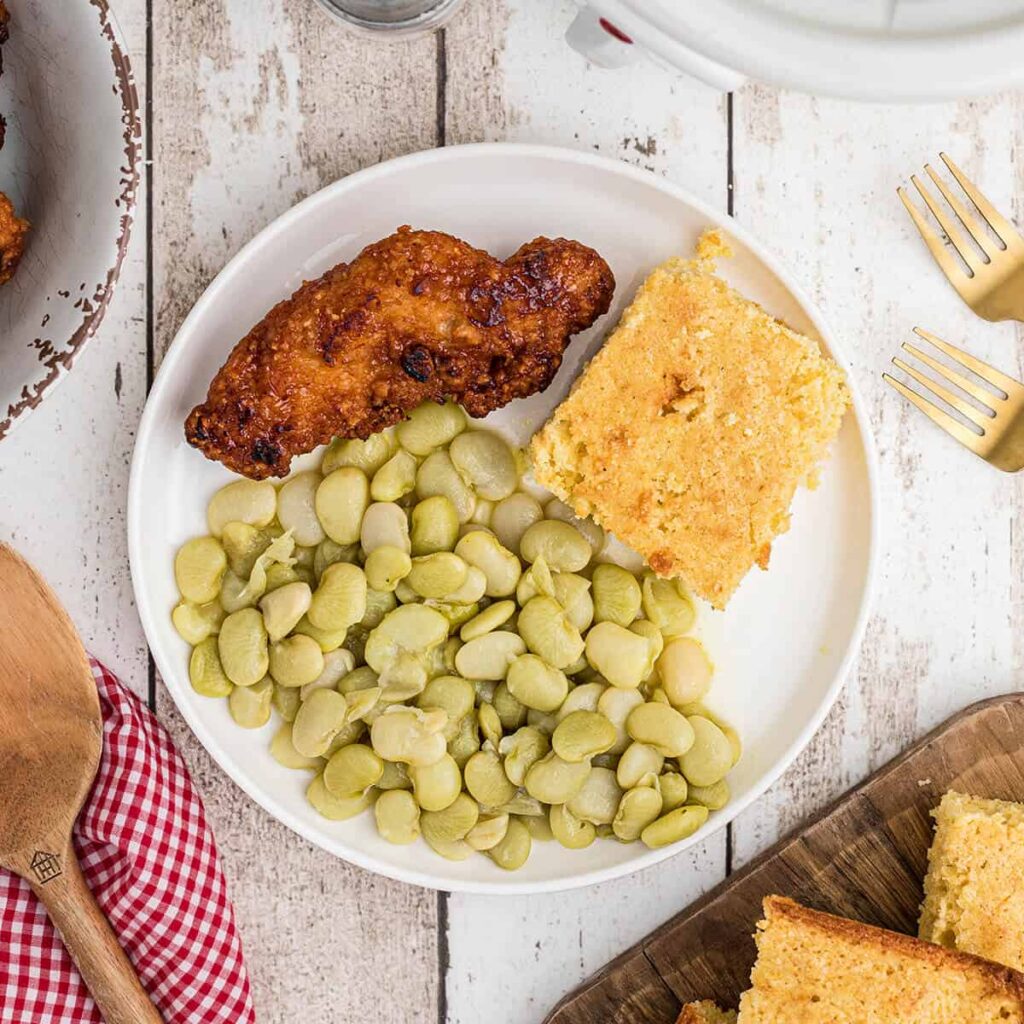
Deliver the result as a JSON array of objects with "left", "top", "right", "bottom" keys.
[{"left": 544, "top": 693, "right": 1024, "bottom": 1023}]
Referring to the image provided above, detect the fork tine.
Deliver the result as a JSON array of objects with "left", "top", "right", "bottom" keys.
[
  {"left": 913, "top": 327, "right": 1021, "bottom": 396},
  {"left": 892, "top": 355, "right": 991, "bottom": 428},
  {"left": 883, "top": 372, "right": 987, "bottom": 455},
  {"left": 941, "top": 152, "right": 1021, "bottom": 247},
  {"left": 898, "top": 187, "right": 972, "bottom": 292},
  {"left": 925, "top": 164, "right": 995, "bottom": 259},
  {"left": 910, "top": 174, "right": 983, "bottom": 274},
  {"left": 899, "top": 343, "right": 998, "bottom": 410}
]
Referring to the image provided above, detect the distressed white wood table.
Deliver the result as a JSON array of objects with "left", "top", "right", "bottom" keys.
[{"left": 1, "top": 2, "right": 1022, "bottom": 1021}]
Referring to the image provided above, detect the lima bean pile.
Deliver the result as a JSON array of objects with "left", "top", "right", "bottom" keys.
[{"left": 172, "top": 401, "right": 740, "bottom": 870}]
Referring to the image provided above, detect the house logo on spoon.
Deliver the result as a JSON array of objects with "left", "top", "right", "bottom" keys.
[{"left": 30, "top": 851, "right": 62, "bottom": 884}]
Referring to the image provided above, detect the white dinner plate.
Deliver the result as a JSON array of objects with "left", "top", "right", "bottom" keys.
[{"left": 129, "top": 144, "right": 878, "bottom": 894}]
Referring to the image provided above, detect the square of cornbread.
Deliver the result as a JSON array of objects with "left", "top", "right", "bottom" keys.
[
  {"left": 530, "top": 231, "right": 850, "bottom": 609},
  {"left": 919, "top": 791, "right": 1024, "bottom": 971},
  {"left": 737, "top": 896, "right": 1024, "bottom": 1023},
  {"left": 677, "top": 1001, "right": 737, "bottom": 1024}
]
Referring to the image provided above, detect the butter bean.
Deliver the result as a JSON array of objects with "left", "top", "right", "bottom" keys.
[
  {"left": 524, "top": 752, "right": 591, "bottom": 804},
  {"left": 277, "top": 471, "right": 326, "bottom": 546},
  {"left": 566, "top": 766, "right": 622, "bottom": 825},
  {"left": 591, "top": 564, "right": 642, "bottom": 627},
  {"left": 657, "top": 637, "right": 713, "bottom": 708},
  {"left": 269, "top": 634, "right": 324, "bottom": 689},
  {"left": 323, "top": 742, "right": 384, "bottom": 796},
  {"left": 218, "top": 608, "right": 269, "bottom": 687},
  {"left": 549, "top": 802, "right": 595, "bottom": 850},
  {"left": 520, "top": 520, "right": 591, "bottom": 573},
  {"left": 585, "top": 621, "right": 650, "bottom": 689},
  {"left": 228, "top": 676, "right": 272, "bottom": 728},
  {"left": 207, "top": 479, "right": 276, "bottom": 537},
  {"left": 552, "top": 711, "right": 617, "bottom": 763},
  {"left": 626, "top": 702, "right": 696, "bottom": 758},
  {"left": 397, "top": 401, "right": 466, "bottom": 455},
  {"left": 189, "top": 637, "right": 233, "bottom": 698},
  {"left": 307, "top": 774, "right": 372, "bottom": 820},
  {"left": 375, "top": 789, "right": 420, "bottom": 844},
  {"left": 410, "top": 753, "right": 462, "bottom": 811},
  {"left": 640, "top": 805, "right": 709, "bottom": 849},
  {"left": 612, "top": 786, "right": 663, "bottom": 842},
  {"left": 488, "top": 816, "right": 531, "bottom": 871},
  {"left": 679, "top": 716, "right": 733, "bottom": 787},
  {"left": 506, "top": 654, "right": 569, "bottom": 713},
  {"left": 316, "top": 468, "right": 369, "bottom": 545},
  {"left": 293, "top": 689, "right": 350, "bottom": 757},
  {"left": 175, "top": 536, "right": 227, "bottom": 604}
]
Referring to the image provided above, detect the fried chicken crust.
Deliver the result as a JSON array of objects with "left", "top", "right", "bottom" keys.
[
  {"left": 186, "top": 227, "right": 615, "bottom": 478},
  {"left": 0, "top": 190, "right": 28, "bottom": 285}
]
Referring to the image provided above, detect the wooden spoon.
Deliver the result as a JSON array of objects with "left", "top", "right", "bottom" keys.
[{"left": 0, "top": 544, "right": 163, "bottom": 1024}]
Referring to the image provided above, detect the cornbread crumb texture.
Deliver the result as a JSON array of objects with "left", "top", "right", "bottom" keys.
[
  {"left": 919, "top": 790, "right": 1024, "bottom": 972},
  {"left": 737, "top": 896, "right": 1024, "bottom": 1023},
  {"left": 677, "top": 1000, "right": 737, "bottom": 1024},
  {"left": 529, "top": 229, "right": 850, "bottom": 609}
]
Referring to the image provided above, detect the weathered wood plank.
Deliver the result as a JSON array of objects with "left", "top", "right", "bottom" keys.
[
  {"left": 728, "top": 87, "right": 1023, "bottom": 869},
  {"left": 0, "top": 0, "right": 149, "bottom": 697},
  {"left": 150, "top": 3, "right": 442, "bottom": 1020},
  {"left": 441, "top": 4, "right": 730, "bottom": 1022}
]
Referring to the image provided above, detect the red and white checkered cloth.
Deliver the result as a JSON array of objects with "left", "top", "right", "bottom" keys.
[{"left": 0, "top": 658, "right": 256, "bottom": 1024}]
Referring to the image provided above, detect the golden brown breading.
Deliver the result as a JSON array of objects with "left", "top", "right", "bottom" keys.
[
  {"left": 919, "top": 791, "right": 1024, "bottom": 971},
  {"left": 0, "top": 190, "right": 27, "bottom": 285},
  {"left": 739, "top": 896, "right": 1024, "bottom": 1022},
  {"left": 186, "top": 227, "right": 615, "bottom": 479},
  {"left": 530, "top": 230, "right": 849, "bottom": 609}
]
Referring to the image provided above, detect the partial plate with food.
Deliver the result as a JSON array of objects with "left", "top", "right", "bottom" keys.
[
  {"left": 0, "top": 0, "right": 140, "bottom": 440},
  {"left": 130, "top": 144, "right": 878, "bottom": 894}
]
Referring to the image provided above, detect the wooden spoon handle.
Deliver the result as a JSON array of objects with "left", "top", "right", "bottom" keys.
[{"left": 29, "top": 850, "right": 164, "bottom": 1024}]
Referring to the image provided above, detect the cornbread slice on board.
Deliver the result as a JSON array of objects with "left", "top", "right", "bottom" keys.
[
  {"left": 919, "top": 790, "right": 1024, "bottom": 971},
  {"left": 737, "top": 896, "right": 1024, "bottom": 1023},
  {"left": 529, "top": 231, "right": 849, "bottom": 609},
  {"left": 677, "top": 1000, "right": 737, "bottom": 1024}
]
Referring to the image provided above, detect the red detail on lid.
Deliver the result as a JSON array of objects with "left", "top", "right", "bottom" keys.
[{"left": 598, "top": 18, "right": 633, "bottom": 45}]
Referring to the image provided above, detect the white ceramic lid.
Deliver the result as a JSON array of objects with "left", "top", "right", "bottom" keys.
[{"left": 575, "top": 0, "right": 1024, "bottom": 101}]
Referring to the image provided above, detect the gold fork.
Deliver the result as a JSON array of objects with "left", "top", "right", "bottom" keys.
[
  {"left": 883, "top": 328, "right": 1024, "bottom": 471},
  {"left": 898, "top": 153, "right": 1024, "bottom": 322}
]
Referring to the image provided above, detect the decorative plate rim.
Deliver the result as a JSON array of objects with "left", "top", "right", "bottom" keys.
[{"left": 0, "top": 0, "right": 143, "bottom": 442}]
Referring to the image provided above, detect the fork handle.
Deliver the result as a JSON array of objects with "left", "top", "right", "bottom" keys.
[{"left": 28, "top": 846, "right": 164, "bottom": 1024}]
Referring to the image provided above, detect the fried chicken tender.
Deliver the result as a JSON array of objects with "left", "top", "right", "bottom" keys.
[
  {"left": 186, "top": 227, "right": 615, "bottom": 479},
  {"left": 0, "top": 190, "right": 27, "bottom": 285}
]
